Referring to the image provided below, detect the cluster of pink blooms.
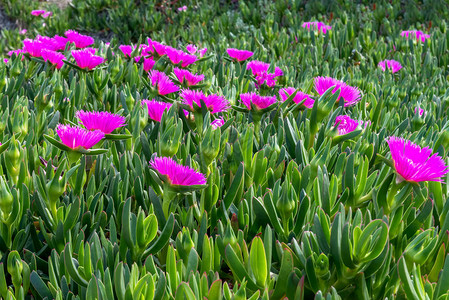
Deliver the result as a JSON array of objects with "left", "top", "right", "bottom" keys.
[
  {"left": 150, "top": 157, "right": 206, "bottom": 186},
  {"left": 279, "top": 87, "right": 315, "bottom": 108},
  {"left": 173, "top": 67, "right": 205, "bottom": 86},
  {"left": 186, "top": 44, "right": 207, "bottom": 58},
  {"left": 314, "top": 76, "right": 361, "bottom": 107},
  {"left": 56, "top": 110, "right": 125, "bottom": 150},
  {"left": 239, "top": 92, "right": 277, "bottom": 110},
  {"left": 178, "top": 6, "right": 188, "bottom": 12},
  {"left": 149, "top": 70, "right": 180, "bottom": 95},
  {"left": 247, "top": 60, "right": 283, "bottom": 88},
  {"left": 302, "top": 21, "right": 332, "bottom": 34},
  {"left": 227, "top": 48, "right": 254, "bottom": 61},
  {"left": 180, "top": 89, "right": 230, "bottom": 114},
  {"left": 31, "top": 10, "right": 52, "bottom": 18},
  {"left": 378, "top": 59, "right": 403, "bottom": 73},
  {"left": 401, "top": 30, "right": 430, "bottom": 43},
  {"left": 387, "top": 137, "right": 448, "bottom": 182}
]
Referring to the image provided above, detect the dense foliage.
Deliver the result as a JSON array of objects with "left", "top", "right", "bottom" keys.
[{"left": 1, "top": 0, "right": 449, "bottom": 299}]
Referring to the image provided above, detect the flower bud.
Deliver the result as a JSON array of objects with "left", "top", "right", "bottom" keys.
[
  {"left": 276, "top": 183, "right": 296, "bottom": 221},
  {"left": 222, "top": 222, "right": 237, "bottom": 249},
  {"left": 0, "top": 176, "right": 13, "bottom": 218}
]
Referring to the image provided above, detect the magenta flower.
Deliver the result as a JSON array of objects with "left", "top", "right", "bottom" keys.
[
  {"left": 415, "top": 107, "right": 425, "bottom": 117},
  {"left": 178, "top": 6, "right": 188, "bottom": 12},
  {"left": 227, "top": 48, "right": 254, "bottom": 61},
  {"left": 65, "top": 30, "right": 95, "bottom": 48},
  {"left": 41, "top": 49, "right": 65, "bottom": 69},
  {"left": 53, "top": 35, "right": 69, "bottom": 50},
  {"left": 247, "top": 60, "right": 270, "bottom": 76},
  {"left": 71, "top": 49, "right": 105, "bottom": 70},
  {"left": 147, "top": 39, "right": 167, "bottom": 56},
  {"left": 314, "top": 76, "right": 361, "bottom": 107},
  {"left": 142, "top": 100, "right": 172, "bottom": 122},
  {"left": 42, "top": 11, "right": 52, "bottom": 18},
  {"left": 3, "top": 59, "right": 8, "bottom": 64},
  {"left": 180, "top": 89, "right": 230, "bottom": 113},
  {"left": 387, "top": 136, "right": 449, "bottom": 182},
  {"left": 23, "top": 39, "right": 44, "bottom": 57},
  {"left": 302, "top": 21, "right": 332, "bottom": 34},
  {"left": 149, "top": 70, "right": 179, "bottom": 95},
  {"left": 239, "top": 92, "right": 277, "bottom": 110},
  {"left": 31, "top": 10, "right": 45, "bottom": 16},
  {"left": 186, "top": 44, "right": 197, "bottom": 54},
  {"left": 279, "top": 87, "right": 315, "bottom": 108},
  {"left": 165, "top": 46, "right": 197, "bottom": 67},
  {"left": 378, "top": 59, "right": 403, "bottom": 73},
  {"left": 56, "top": 124, "right": 105, "bottom": 150},
  {"left": 401, "top": 30, "right": 430, "bottom": 43},
  {"left": 150, "top": 157, "right": 206, "bottom": 186},
  {"left": 173, "top": 67, "right": 205, "bottom": 86},
  {"left": 76, "top": 110, "right": 126, "bottom": 134},
  {"left": 198, "top": 47, "right": 207, "bottom": 58},
  {"left": 334, "top": 115, "right": 361, "bottom": 135},
  {"left": 8, "top": 49, "right": 25, "bottom": 57},
  {"left": 211, "top": 118, "right": 225, "bottom": 129},
  {"left": 143, "top": 57, "right": 155, "bottom": 72},
  {"left": 119, "top": 45, "right": 134, "bottom": 57}
]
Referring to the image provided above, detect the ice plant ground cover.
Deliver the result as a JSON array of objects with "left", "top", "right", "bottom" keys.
[{"left": 1, "top": 0, "right": 449, "bottom": 299}]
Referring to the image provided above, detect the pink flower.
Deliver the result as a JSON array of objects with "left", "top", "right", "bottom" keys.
[
  {"left": 76, "top": 110, "right": 126, "bottom": 134},
  {"left": 255, "top": 72, "right": 277, "bottom": 88},
  {"left": 65, "top": 30, "right": 95, "bottom": 48},
  {"left": 41, "top": 49, "right": 65, "bottom": 69},
  {"left": 119, "top": 45, "right": 134, "bottom": 57},
  {"left": 186, "top": 44, "right": 197, "bottom": 54},
  {"left": 143, "top": 57, "right": 155, "bottom": 72},
  {"left": 401, "top": 30, "right": 430, "bottom": 43},
  {"left": 227, "top": 48, "right": 254, "bottom": 61},
  {"left": 147, "top": 39, "right": 166, "bottom": 56},
  {"left": 239, "top": 92, "right": 277, "bottom": 110},
  {"left": 173, "top": 67, "right": 205, "bottom": 86},
  {"left": 279, "top": 87, "right": 315, "bottom": 108},
  {"left": 302, "top": 21, "right": 332, "bottom": 34},
  {"left": 334, "top": 115, "right": 360, "bottom": 135},
  {"left": 378, "top": 59, "right": 402, "bottom": 73},
  {"left": 165, "top": 46, "right": 197, "bottom": 67},
  {"left": 3, "top": 59, "right": 8, "bottom": 64},
  {"left": 142, "top": 100, "right": 172, "bottom": 122},
  {"left": 23, "top": 39, "right": 44, "bottom": 57},
  {"left": 211, "top": 118, "right": 225, "bottom": 129},
  {"left": 149, "top": 70, "right": 179, "bottom": 95},
  {"left": 42, "top": 11, "right": 52, "bottom": 18},
  {"left": 387, "top": 136, "right": 449, "bottom": 182},
  {"left": 19, "top": 29, "right": 27, "bottom": 35},
  {"left": 177, "top": 6, "right": 188, "bottom": 12},
  {"left": 314, "top": 76, "right": 361, "bottom": 107},
  {"left": 150, "top": 157, "right": 206, "bottom": 186},
  {"left": 415, "top": 107, "right": 425, "bottom": 117},
  {"left": 31, "top": 10, "right": 45, "bottom": 16},
  {"left": 247, "top": 60, "right": 270, "bottom": 76},
  {"left": 198, "top": 47, "right": 207, "bottom": 58},
  {"left": 71, "top": 49, "right": 105, "bottom": 70},
  {"left": 53, "top": 35, "right": 69, "bottom": 51},
  {"left": 56, "top": 124, "right": 104, "bottom": 150},
  {"left": 180, "top": 89, "right": 230, "bottom": 113},
  {"left": 8, "top": 49, "right": 25, "bottom": 57}
]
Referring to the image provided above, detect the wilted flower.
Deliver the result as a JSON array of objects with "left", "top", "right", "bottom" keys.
[
  {"left": 180, "top": 89, "right": 230, "bottom": 113},
  {"left": 56, "top": 124, "right": 104, "bottom": 150},
  {"left": 401, "top": 30, "right": 430, "bottom": 43},
  {"left": 239, "top": 92, "right": 277, "bottom": 110},
  {"left": 65, "top": 30, "right": 95, "bottom": 48},
  {"left": 173, "top": 67, "right": 205, "bottom": 86},
  {"left": 41, "top": 49, "right": 65, "bottom": 69},
  {"left": 165, "top": 46, "right": 197, "bottom": 67},
  {"left": 302, "top": 21, "right": 332, "bottom": 34},
  {"left": 378, "top": 59, "right": 403, "bottom": 73},
  {"left": 314, "top": 76, "right": 361, "bottom": 107},
  {"left": 142, "top": 100, "right": 172, "bottom": 122},
  {"left": 415, "top": 107, "right": 425, "bottom": 117},
  {"left": 227, "top": 48, "right": 254, "bottom": 61},
  {"left": 76, "top": 110, "right": 126, "bottom": 134},
  {"left": 387, "top": 136, "right": 449, "bottom": 182},
  {"left": 150, "top": 157, "right": 206, "bottom": 186},
  {"left": 23, "top": 39, "right": 44, "bottom": 57},
  {"left": 42, "top": 11, "right": 52, "bottom": 18},
  {"left": 279, "top": 87, "right": 315, "bottom": 108},
  {"left": 71, "top": 49, "right": 105, "bottom": 70},
  {"left": 149, "top": 70, "right": 180, "bottom": 95},
  {"left": 211, "top": 118, "right": 225, "bottom": 129}
]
